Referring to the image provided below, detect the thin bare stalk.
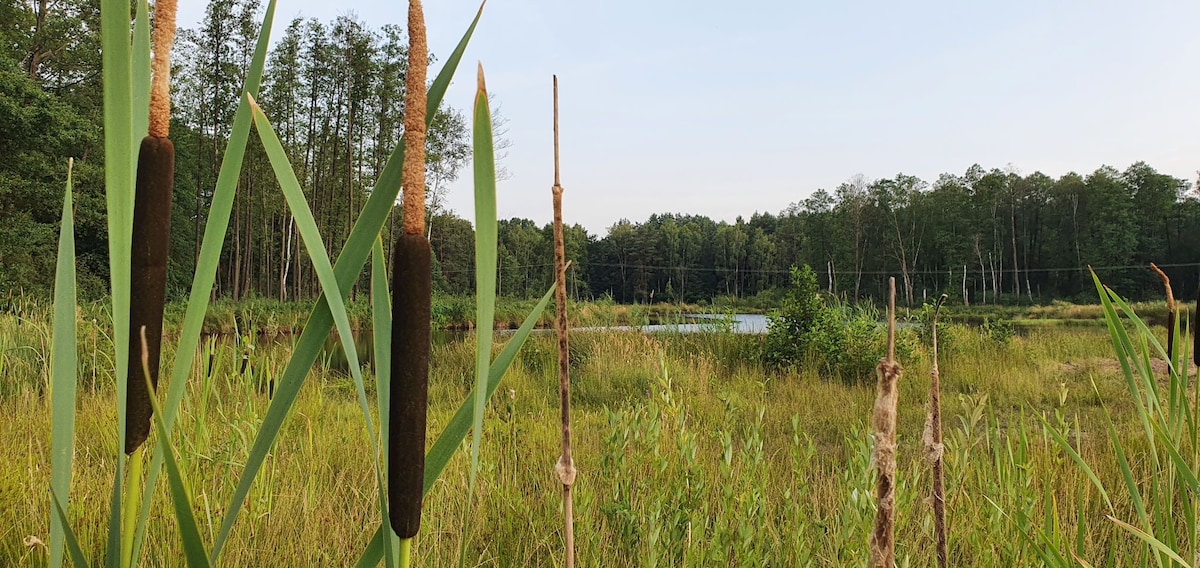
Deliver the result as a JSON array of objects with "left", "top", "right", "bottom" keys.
[
  {"left": 551, "top": 74, "right": 577, "bottom": 568},
  {"left": 925, "top": 293, "right": 949, "bottom": 568},
  {"left": 1151, "top": 263, "right": 1176, "bottom": 361},
  {"left": 870, "top": 277, "right": 901, "bottom": 568}
]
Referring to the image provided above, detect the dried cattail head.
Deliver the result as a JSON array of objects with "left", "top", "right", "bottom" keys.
[
  {"left": 400, "top": 0, "right": 428, "bottom": 236},
  {"left": 149, "top": 0, "right": 177, "bottom": 138}
]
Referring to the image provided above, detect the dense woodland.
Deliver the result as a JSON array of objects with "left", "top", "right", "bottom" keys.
[{"left": 3, "top": 0, "right": 1200, "bottom": 306}]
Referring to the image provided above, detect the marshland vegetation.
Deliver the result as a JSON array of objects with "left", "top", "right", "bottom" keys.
[
  {"left": 0, "top": 297, "right": 1193, "bottom": 565},
  {"left": 5, "top": 0, "right": 1200, "bottom": 565}
]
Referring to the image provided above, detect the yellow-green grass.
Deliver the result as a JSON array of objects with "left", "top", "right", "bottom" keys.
[{"left": 2, "top": 312, "right": 1182, "bottom": 566}]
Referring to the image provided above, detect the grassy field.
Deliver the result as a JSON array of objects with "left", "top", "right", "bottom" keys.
[{"left": 1, "top": 301, "right": 1190, "bottom": 566}]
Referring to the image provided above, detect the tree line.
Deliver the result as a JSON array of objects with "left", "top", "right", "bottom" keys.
[{"left": 3, "top": 0, "right": 1199, "bottom": 306}]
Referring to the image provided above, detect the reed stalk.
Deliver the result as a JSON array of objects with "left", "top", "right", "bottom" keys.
[
  {"left": 389, "top": 0, "right": 431, "bottom": 550},
  {"left": 924, "top": 293, "right": 949, "bottom": 567},
  {"left": 870, "top": 277, "right": 901, "bottom": 568},
  {"left": 550, "top": 74, "right": 577, "bottom": 568}
]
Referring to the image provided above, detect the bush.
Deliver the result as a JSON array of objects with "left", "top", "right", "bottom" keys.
[{"left": 762, "top": 265, "right": 904, "bottom": 382}]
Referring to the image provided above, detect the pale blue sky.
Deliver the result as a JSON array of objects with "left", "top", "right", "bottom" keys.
[{"left": 177, "top": 1, "right": 1200, "bottom": 234}]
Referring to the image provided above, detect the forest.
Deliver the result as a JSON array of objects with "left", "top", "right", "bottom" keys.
[{"left": 4, "top": 0, "right": 1200, "bottom": 306}]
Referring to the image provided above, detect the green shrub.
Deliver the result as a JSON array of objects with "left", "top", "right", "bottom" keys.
[{"left": 762, "top": 265, "right": 902, "bottom": 382}]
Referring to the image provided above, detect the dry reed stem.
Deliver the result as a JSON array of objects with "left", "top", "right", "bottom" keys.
[
  {"left": 400, "top": 0, "right": 428, "bottom": 236},
  {"left": 924, "top": 293, "right": 949, "bottom": 568},
  {"left": 148, "top": 0, "right": 177, "bottom": 138},
  {"left": 870, "top": 276, "right": 901, "bottom": 568},
  {"left": 551, "top": 74, "right": 576, "bottom": 568},
  {"left": 1151, "top": 263, "right": 1176, "bottom": 361}
]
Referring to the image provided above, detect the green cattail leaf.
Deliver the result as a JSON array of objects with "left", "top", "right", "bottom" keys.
[
  {"left": 371, "top": 237, "right": 399, "bottom": 565},
  {"left": 1100, "top": 394, "right": 1150, "bottom": 531},
  {"left": 467, "top": 65, "right": 498, "bottom": 500},
  {"left": 255, "top": 100, "right": 393, "bottom": 560},
  {"left": 50, "top": 488, "right": 89, "bottom": 568},
  {"left": 211, "top": 5, "right": 483, "bottom": 560},
  {"left": 100, "top": 0, "right": 135, "bottom": 557},
  {"left": 49, "top": 162, "right": 77, "bottom": 568},
  {"left": 1038, "top": 413, "right": 1113, "bottom": 514},
  {"left": 1092, "top": 271, "right": 1161, "bottom": 467},
  {"left": 129, "top": 0, "right": 278, "bottom": 562},
  {"left": 249, "top": 98, "right": 372, "bottom": 438},
  {"left": 1110, "top": 516, "right": 1193, "bottom": 568},
  {"left": 143, "top": 355, "right": 211, "bottom": 568},
  {"left": 132, "top": 0, "right": 150, "bottom": 140},
  {"left": 356, "top": 526, "right": 384, "bottom": 568},
  {"left": 424, "top": 283, "right": 554, "bottom": 494}
]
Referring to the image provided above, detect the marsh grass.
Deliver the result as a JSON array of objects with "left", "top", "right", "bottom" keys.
[{"left": 6, "top": 312, "right": 1180, "bottom": 566}]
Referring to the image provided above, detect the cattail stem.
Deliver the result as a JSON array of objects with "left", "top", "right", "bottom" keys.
[
  {"left": 870, "top": 277, "right": 901, "bottom": 568},
  {"left": 925, "top": 293, "right": 949, "bottom": 568},
  {"left": 1151, "top": 263, "right": 1176, "bottom": 361},
  {"left": 389, "top": 0, "right": 430, "bottom": 546},
  {"left": 125, "top": 0, "right": 177, "bottom": 454},
  {"left": 551, "top": 74, "right": 577, "bottom": 568}
]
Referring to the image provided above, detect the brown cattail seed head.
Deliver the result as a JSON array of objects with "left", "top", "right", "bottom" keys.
[
  {"left": 388, "top": 233, "right": 432, "bottom": 538},
  {"left": 125, "top": 135, "right": 175, "bottom": 454}
]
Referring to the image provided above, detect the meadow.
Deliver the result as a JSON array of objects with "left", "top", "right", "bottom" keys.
[{"left": 2, "top": 300, "right": 1190, "bottom": 566}]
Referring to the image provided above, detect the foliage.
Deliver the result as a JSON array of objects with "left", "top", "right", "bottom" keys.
[{"left": 763, "top": 265, "right": 910, "bottom": 381}]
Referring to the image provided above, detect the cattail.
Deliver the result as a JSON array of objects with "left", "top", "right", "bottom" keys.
[
  {"left": 1150, "top": 263, "right": 1176, "bottom": 362},
  {"left": 550, "top": 75, "right": 577, "bottom": 568},
  {"left": 125, "top": 0, "right": 177, "bottom": 455},
  {"left": 870, "top": 277, "right": 901, "bottom": 568},
  {"left": 924, "top": 293, "right": 949, "bottom": 568},
  {"left": 388, "top": 0, "right": 430, "bottom": 540}
]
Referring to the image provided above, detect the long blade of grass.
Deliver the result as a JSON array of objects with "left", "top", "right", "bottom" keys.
[
  {"left": 132, "top": 0, "right": 150, "bottom": 141},
  {"left": 50, "top": 488, "right": 89, "bottom": 568},
  {"left": 129, "top": 1, "right": 277, "bottom": 562},
  {"left": 248, "top": 95, "right": 387, "bottom": 556},
  {"left": 210, "top": 6, "right": 483, "bottom": 560},
  {"left": 49, "top": 162, "right": 77, "bottom": 568},
  {"left": 99, "top": 0, "right": 135, "bottom": 557},
  {"left": 371, "top": 237, "right": 398, "bottom": 567},
  {"left": 1093, "top": 270, "right": 1161, "bottom": 467},
  {"left": 356, "top": 527, "right": 385, "bottom": 568},
  {"left": 1111, "top": 516, "right": 1194, "bottom": 568},
  {"left": 467, "top": 63, "right": 497, "bottom": 508},
  {"left": 1101, "top": 395, "right": 1151, "bottom": 531},
  {"left": 1038, "top": 413, "right": 1114, "bottom": 514},
  {"left": 424, "top": 283, "right": 554, "bottom": 493},
  {"left": 142, "top": 336, "right": 212, "bottom": 568}
]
